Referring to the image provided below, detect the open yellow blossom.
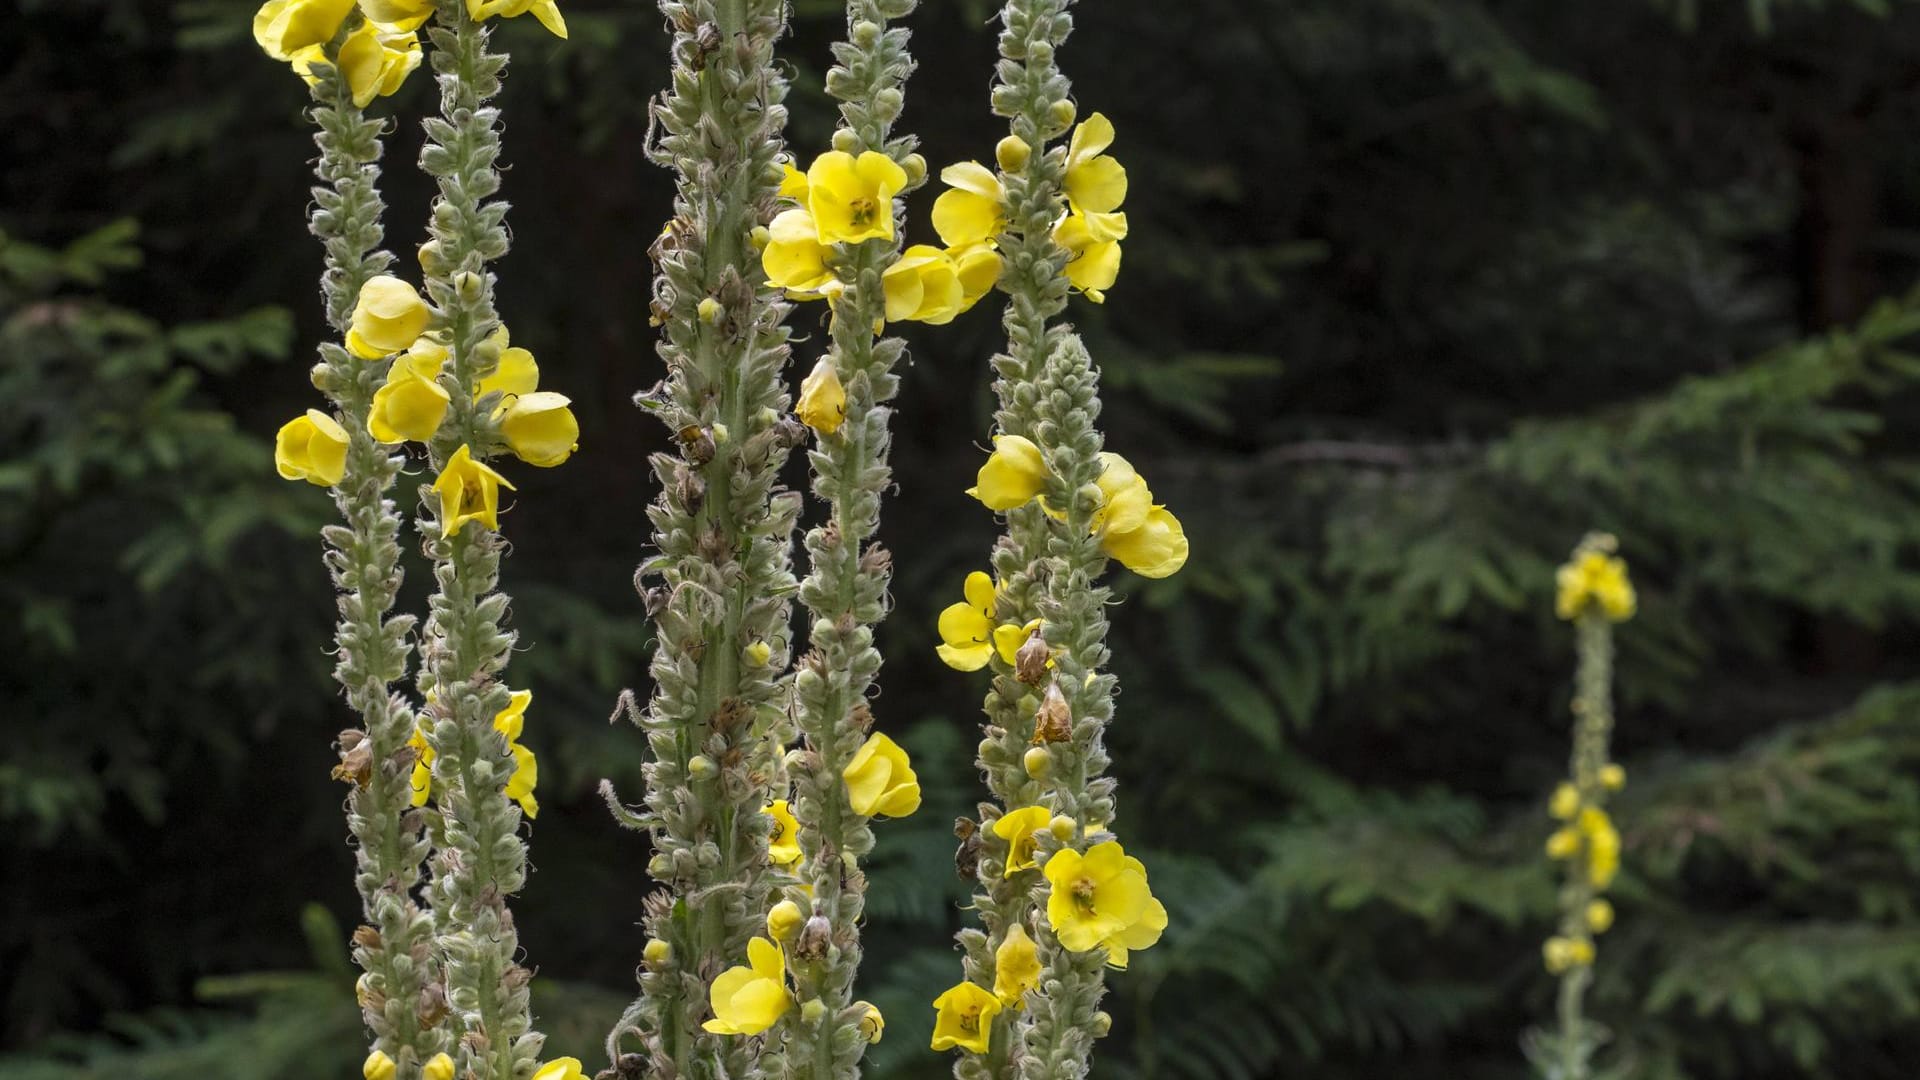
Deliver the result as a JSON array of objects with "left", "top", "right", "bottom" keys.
[
  {"left": 766, "top": 799, "right": 803, "bottom": 867},
  {"left": 407, "top": 722, "right": 435, "bottom": 806},
  {"left": 1043, "top": 840, "right": 1167, "bottom": 968},
  {"left": 932, "top": 162, "right": 1005, "bottom": 249},
  {"left": 531, "top": 1058, "right": 588, "bottom": 1080},
  {"left": 368, "top": 349, "right": 451, "bottom": 444},
  {"left": 854, "top": 1001, "right": 884, "bottom": 1042},
  {"left": 347, "top": 275, "right": 433, "bottom": 359},
  {"left": 1585, "top": 811, "right": 1621, "bottom": 889},
  {"left": 434, "top": 444, "right": 515, "bottom": 537},
  {"left": 1556, "top": 548, "right": 1636, "bottom": 622},
  {"left": 501, "top": 391, "right": 578, "bottom": 467},
  {"left": 993, "top": 924, "right": 1042, "bottom": 1007},
  {"left": 1104, "top": 506, "right": 1189, "bottom": 578},
  {"left": 1543, "top": 936, "right": 1595, "bottom": 974},
  {"left": 362, "top": 1049, "right": 397, "bottom": 1080},
  {"left": 993, "top": 805, "right": 1052, "bottom": 876},
  {"left": 253, "top": 0, "right": 355, "bottom": 60},
  {"left": 1053, "top": 208, "right": 1126, "bottom": 304},
  {"left": 360, "top": 0, "right": 435, "bottom": 30},
  {"left": 422, "top": 1053, "right": 455, "bottom": 1080},
  {"left": 950, "top": 242, "right": 1003, "bottom": 314},
  {"left": 1064, "top": 112, "right": 1129, "bottom": 215},
  {"left": 796, "top": 358, "right": 846, "bottom": 436},
  {"left": 935, "top": 573, "right": 1028, "bottom": 671},
  {"left": 274, "top": 409, "right": 350, "bottom": 486},
  {"left": 703, "top": 937, "right": 791, "bottom": 1035},
  {"left": 883, "top": 245, "right": 965, "bottom": 325},
  {"left": 843, "top": 732, "right": 921, "bottom": 818},
  {"left": 763, "top": 208, "right": 839, "bottom": 299},
  {"left": 467, "top": 0, "right": 567, "bottom": 38},
  {"left": 930, "top": 980, "right": 1001, "bottom": 1055},
  {"left": 969, "top": 434, "right": 1049, "bottom": 511},
  {"left": 477, "top": 327, "right": 541, "bottom": 403},
  {"left": 806, "top": 150, "right": 907, "bottom": 245},
  {"left": 290, "top": 20, "right": 422, "bottom": 108},
  {"left": 1549, "top": 782, "right": 1580, "bottom": 821}
]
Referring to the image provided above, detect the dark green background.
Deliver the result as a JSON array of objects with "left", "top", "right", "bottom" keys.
[{"left": 7, "top": 0, "right": 1920, "bottom": 1076}]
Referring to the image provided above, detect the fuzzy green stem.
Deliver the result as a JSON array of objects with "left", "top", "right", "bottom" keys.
[
  {"left": 305, "top": 46, "right": 448, "bottom": 1077},
  {"left": 609, "top": 0, "right": 800, "bottom": 1076}
]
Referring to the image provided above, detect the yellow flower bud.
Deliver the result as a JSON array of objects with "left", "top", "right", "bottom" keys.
[
  {"left": 750, "top": 225, "right": 772, "bottom": 250},
  {"left": 1600, "top": 763, "right": 1626, "bottom": 791},
  {"left": 996, "top": 135, "right": 1031, "bottom": 173},
  {"left": 1549, "top": 782, "right": 1580, "bottom": 821},
  {"left": 801, "top": 998, "right": 828, "bottom": 1025},
  {"left": 274, "top": 409, "right": 351, "bottom": 487},
  {"left": 417, "top": 239, "right": 447, "bottom": 276},
  {"left": 1587, "top": 899, "right": 1615, "bottom": 934},
  {"left": 854, "top": 1000, "right": 884, "bottom": 1042},
  {"left": 745, "top": 641, "right": 772, "bottom": 667},
  {"left": 1091, "top": 1011, "right": 1113, "bottom": 1037},
  {"left": 831, "top": 128, "right": 860, "bottom": 154},
  {"left": 902, "top": 152, "right": 928, "bottom": 187},
  {"left": 1545, "top": 828, "right": 1579, "bottom": 860},
  {"left": 643, "top": 938, "right": 673, "bottom": 968},
  {"left": 1048, "top": 98, "right": 1077, "bottom": 132},
  {"left": 1022, "top": 746, "right": 1052, "bottom": 779},
  {"left": 689, "top": 755, "right": 716, "bottom": 780},
  {"left": 698, "top": 296, "right": 722, "bottom": 323},
  {"left": 1047, "top": 814, "right": 1076, "bottom": 842},
  {"left": 423, "top": 1053, "right": 455, "bottom": 1080},
  {"left": 362, "top": 1050, "right": 397, "bottom": 1080},
  {"left": 796, "top": 358, "right": 847, "bottom": 436},
  {"left": 767, "top": 899, "right": 805, "bottom": 941}
]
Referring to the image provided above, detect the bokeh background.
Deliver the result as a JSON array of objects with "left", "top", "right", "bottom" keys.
[{"left": 9, "top": 0, "right": 1920, "bottom": 1076}]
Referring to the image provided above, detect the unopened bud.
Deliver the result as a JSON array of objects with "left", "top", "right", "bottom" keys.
[
  {"left": 873, "top": 88, "right": 905, "bottom": 120},
  {"left": 831, "top": 128, "right": 860, "bottom": 154},
  {"left": 417, "top": 239, "right": 446, "bottom": 277},
  {"left": 1015, "top": 630, "right": 1051, "bottom": 686},
  {"left": 643, "top": 938, "right": 673, "bottom": 969},
  {"left": 423, "top": 1053, "right": 455, "bottom": 1080},
  {"left": 688, "top": 755, "right": 717, "bottom": 780},
  {"left": 1028, "top": 40, "right": 1054, "bottom": 66},
  {"left": 362, "top": 1051, "right": 397, "bottom": 1080},
  {"left": 712, "top": 422, "right": 730, "bottom": 444},
  {"left": 745, "top": 641, "right": 772, "bottom": 667},
  {"left": 854, "top": 1001, "right": 885, "bottom": 1042},
  {"left": 850, "top": 19, "right": 881, "bottom": 46},
  {"left": 310, "top": 361, "right": 336, "bottom": 391},
  {"left": 1091, "top": 1011, "right": 1112, "bottom": 1037},
  {"left": 750, "top": 225, "right": 771, "bottom": 250},
  {"left": 454, "top": 271, "right": 483, "bottom": 302},
  {"left": 1048, "top": 98, "right": 1077, "bottom": 133},
  {"left": 1048, "top": 814, "right": 1076, "bottom": 842},
  {"left": 697, "top": 297, "right": 722, "bottom": 324},
  {"left": 1033, "top": 682, "right": 1072, "bottom": 743},
  {"left": 901, "top": 152, "right": 927, "bottom": 187},
  {"left": 996, "top": 135, "right": 1031, "bottom": 173},
  {"left": 767, "top": 899, "right": 805, "bottom": 941},
  {"left": 801, "top": 998, "right": 828, "bottom": 1025},
  {"left": 1023, "top": 746, "right": 1052, "bottom": 779}
]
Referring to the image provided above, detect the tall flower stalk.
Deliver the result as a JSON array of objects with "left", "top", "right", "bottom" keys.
[
  {"left": 301, "top": 38, "right": 450, "bottom": 1077},
  {"left": 779, "top": 1, "right": 926, "bottom": 1077},
  {"left": 605, "top": 0, "right": 802, "bottom": 1076},
  {"left": 1527, "top": 533, "right": 1635, "bottom": 1080},
  {"left": 931, "top": 0, "right": 1184, "bottom": 1076}
]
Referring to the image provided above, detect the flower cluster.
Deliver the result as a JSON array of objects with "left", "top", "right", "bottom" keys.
[
  {"left": 407, "top": 689, "right": 541, "bottom": 819},
  {"left": 1555, "top": 541, "right": 1636, "bottom": 622},
  {"left": 1052, "top": 113, "right": 1129, "bottom": 303},
  {"left": 967, "top": 436, "right": 1189, "bottom": 579},
  {"left": 763, "top": 150, "right": 1001, "bottom": 327},
  {"left": 1544, "top": 784, "right": 1625, "bottom": 973},
  {"left": 253, "top": 0, "right": 566, "bottom": 104},
  {"left": 934, "top": 571, "right": 1040, "bottom": 672}
]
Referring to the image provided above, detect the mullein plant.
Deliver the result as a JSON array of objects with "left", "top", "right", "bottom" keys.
[
  {"left": 1525, "top": 534, "right": 1636, "bottom": 1080},
  {"left": 927, "top": 0, "right": 1187, "bottom": 1075},
  {"left": 262, "top": 3, "right": 584, "bottom": 1080},
  {"left": 601, "top": 0, "right": 805, "bottom": 1077}
]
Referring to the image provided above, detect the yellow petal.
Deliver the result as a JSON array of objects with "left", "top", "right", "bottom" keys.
[
  {"left": 478, "top": 345, "right": 540, "bottom": 400},
  {"left": 1067, "top": 112, "right": 1116, "bottom": 165},
  {"left": 500, "top": 391, "right": 579, "bottom": 467},
  {"left": 937, "top": 602, "right": 994, "bottom": 651},
  {"left": 936, "top": 642, "right": 993, "bottom": 672},
  {"left": 254, "top": 0, "right": 356, "bottom": 61},
  {"left": 962, "top": 570, "right": 997, "bottom": 613},
  {"left": 932, "top": 189, "right": 1001, "bottom": 250},
  {"left": 368, "top": 366, "right": 452, "bottom": 444},
  {"left": 972, "top": 434, "right": 1049, "bottom": 511},
  {"left": 796, "top": 358, "right": 847, "bottom": 436},
  {"left": 1066, "top": 155, "right": 1128, "bottom": 216}
]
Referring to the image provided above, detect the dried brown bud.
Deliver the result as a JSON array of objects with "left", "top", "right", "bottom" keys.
[
  {"left": 1033, "top": 682, "right": 1072, "bottom": 744},
  {"left": 712, "top": 696, "right": 752, "bottom": 734},
  {"left": 858, "top": 543, "right": 892, "bottom": 578},
  {"left": 795, "top": 915, "right": 833, "bottom": 962},
  {"left": 955, "top": 833, "right": 982, "bottom": 881},
  {"left": 1015, "top": 630, "right": 1051, "bottom": 686},
  {"left": 953, "top": 816, "right": 978, "bottom": 841},
  {"left": 351, "top": 925, "right": 382, "bottom": 951},
  {"left": 501, "top": 964, "right": 534, "bottom": 990},
  {"left": 417, "top": 981, "right": 449, "bottom": 1029},
  {"left": 678, "top": 425, "right": 716, "bottom": 467},
  {"left": 332, "top": 740, "right": 373, "bottom": 787},
  {"left": 849, "top": 700, "right": 875, "bottom": 733},
  {"left": 338, "top": 728, "right": 367, "bottom": 752}
]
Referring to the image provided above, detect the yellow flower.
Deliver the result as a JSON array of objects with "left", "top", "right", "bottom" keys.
[
  {"left": 766, "top": 799, "right": 803, "bottom": 867},
  {"left": 291, "top": 21, "right": 422, "bottom": 108},
  {"left": 1555, "top": 548, "right": 1636, "bottom": 622},
  {"left": 501, "top": 391, "right": 579, "bottom": 467},
  {"left": 407, "top": 721, "right": 435, "bottom": 807},
  {"left": 422, "top": 1053, "right": 455, "bottom": 1080},
  {"left": 993, "top": 806, "right": 1052, "bottom": 876},
  {"left": 992, "top": 924, "right": 1042, "bottom": 1007},
  {"left": 466, "top": 0, "right": 567, "bottom": 38},
  {"left": 253, "top": 0, "right": 355, "bottom": 60},
  {"left": 1064, "top": 112, "right": 1128, "bottom": 215},
  {"left": 932, "top": 162, "right": 1005, "bottom": 249},
  {"left": 929, "top": 980, "right": 1001, "bottom": 1055},
  {"left": 1043, "top": 840, "right": 1167, "bottom": 968},
  {"left": 360, "top": 0, "right": 435, "bottom": 29},
  {"left": 1053, "top": 208, "right": 1126, "bottom": 304},
  {"left": 368, "top": 348, "right": 451, "bottom": 444},
  {"left": 766, "top": 899, "right": 804, "bottom": 942},
  {"left": 763, "top": 208, "right": 840, "bottom": 299},
  {"left": 949, "top": 242, "right": 1003, "bottom": 314},
  {"left": 1587, "top": 820, "right": 1621, "bottom": 890},
  {"left": 434, "top": 444, "right": 515, "bottom": 537},
  {"left": 1600, "top": 763, "right": 1627, "bottom": 791},
  {"left": 935, "top": 573, "right": 1029, "bottom": 671},
  {"left": 796, "top": 358, "right": 847, "bottom": 436},
  {"left": 531, "top": 1059, "right": 588, "bottom": 1080},
  {"left": 1545, "top": 828, "right": 1578, "bottom": 860},
  {"left": 361, "top": 1049, "right": 397, "bottom": 1080},
  {"left": 882, "top": 245, "right": 965, "bottom": 325},
  {"left": 702, "top": 937, "right": 791, "bottom": 1035},
  {"left": 805, "top": 151, "right": 908, "bottom": 245},
  {"left": 777, "top": 158, "right": 810, "bottom": 201},
  {"left": 1543, "top": 936, "right": 1595, "bottom": 974},
  {"left": 968, "top": 434, "right": 1049, "bottom": 511},
  {"left": 274, "top": 409, "right": 351, "bottom": 486},
  {"left": 1587, "top": 899, "right": 1616, "bottom": 934},
  {"left": 1103, "top": 507, "right": 1188, "bottom": 579},
  {"left": 347, "top": 275, "right": 433, "bottom": 359},
  {"left": 843, "top": 732, "right": 921, "bottom": 818},
  {"left": 1549, "top": 782, "right": 1580, "bottom": 821},
  {"left": 476, "top": 327, "right": 541, "bottom": 402},
  {"left": 854, "top": 1000, "right": 884, "bottom": 1042}
]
